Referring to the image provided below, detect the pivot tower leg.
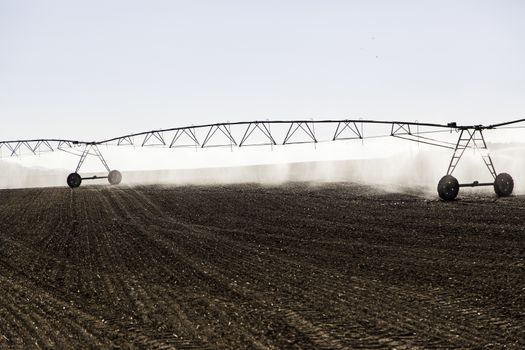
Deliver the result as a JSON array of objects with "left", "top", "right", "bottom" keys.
[
  {"left": 438, "top": 128, "right": 513, "bottom": 200},
  {"left": 67, "top": 144, "right": 122, "bottom": 188}
]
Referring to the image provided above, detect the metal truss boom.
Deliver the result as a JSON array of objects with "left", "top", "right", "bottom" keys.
[{"left": 1, "top": 118, "right": 524, "bottom": 158}]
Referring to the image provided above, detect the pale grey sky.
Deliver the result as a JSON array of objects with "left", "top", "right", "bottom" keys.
[{"left": 1, "top": 0, "right": 524, "bottom": 140}]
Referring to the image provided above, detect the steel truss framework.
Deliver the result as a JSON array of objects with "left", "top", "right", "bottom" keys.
[
  {"left": 447, "top": 128, "right": 496, "bottom": 179},
  {"left": 1, "top": 118, "right": 524, "bottom": 199}
]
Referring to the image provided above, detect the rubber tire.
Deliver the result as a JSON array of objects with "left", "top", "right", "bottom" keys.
[
  {"left": 67, "top": 173, "right": 82, "bottom": 188},
  {"left": 438, "top": 175, "right": 459, "bottom": 201},
  {"left": 108, "top": 170, "right": 122, "bottom": 185},
  {"left": 494, "top": 173, "right": 513, "bottom": 197}
]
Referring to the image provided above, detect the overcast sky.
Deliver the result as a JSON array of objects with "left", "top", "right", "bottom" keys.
[{"left": 1, "top": 0, "right": 524, "bottom": 141}]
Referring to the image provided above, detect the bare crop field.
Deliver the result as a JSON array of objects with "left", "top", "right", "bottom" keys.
[{"left": 0, "top": 184, "right": 524, "bottom": 349}]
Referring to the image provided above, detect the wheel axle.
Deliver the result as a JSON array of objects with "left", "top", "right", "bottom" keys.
[
  {"left": 66, "top": 170, "right": 122, "bottom": 188},
  {"left": 437, "top": 173, "right": 514, "bottom": 201}
]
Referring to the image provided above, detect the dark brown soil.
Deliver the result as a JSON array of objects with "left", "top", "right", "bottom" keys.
[{"left": 0, "top": 183, "right": 524, "bottom": 349}]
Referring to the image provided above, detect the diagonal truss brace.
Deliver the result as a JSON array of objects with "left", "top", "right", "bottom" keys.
[
  {"left": 391, "top": 123, "right": 411, "bottom": 136},
  {"left": 239, "top": 122, "right": 277, "bottom": 147},
  {"left": 390, "top": 123, "right": 461, "bottom": 150},
  {"left": 201, "top": 125, "right": 237, "bottom": 147},
  {"left": 0, "top": 141, "right": 55, "bottom": 157},
  {"left": 170, "top": 128, "right": 200, "bottom": 148},
  {"left": 75, "top": 144, "right": 111, "bottom": 173},
  {"left": 333, "top": 121, "right": 362, "bottom": 140},
  {"left": 142, "top": 132, "right": 165, "bottom": 146},
  {"left": 447, "top": 128, "right": 497, "bottom": 179},
  {"left": 118, "top": 136, "right": 134, "bottom": 146},
  {"left": 283, "top": 122, "right": 317, "bottom": 145}
]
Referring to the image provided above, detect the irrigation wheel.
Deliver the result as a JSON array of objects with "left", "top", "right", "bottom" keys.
[
  {"left": 494, "top": 173, "right": 514, "bottom": 197},
  {"left": 67, "top": 173, "right": 82, "bottom": 188},
  {"left": 437, "top": 175, "right": 459, "bottom": 201},
  {"left": 108, "top": 170, "right": 122, "bottom": 185}
]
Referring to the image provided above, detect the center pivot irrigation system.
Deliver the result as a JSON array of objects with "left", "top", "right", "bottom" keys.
[{"left": 1, "top": 118, "right": 524, "bottom": 200}]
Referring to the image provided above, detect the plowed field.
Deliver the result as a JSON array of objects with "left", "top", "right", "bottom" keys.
[{"left": 0, "top": 184, "right": 524, "bottom": 349}]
